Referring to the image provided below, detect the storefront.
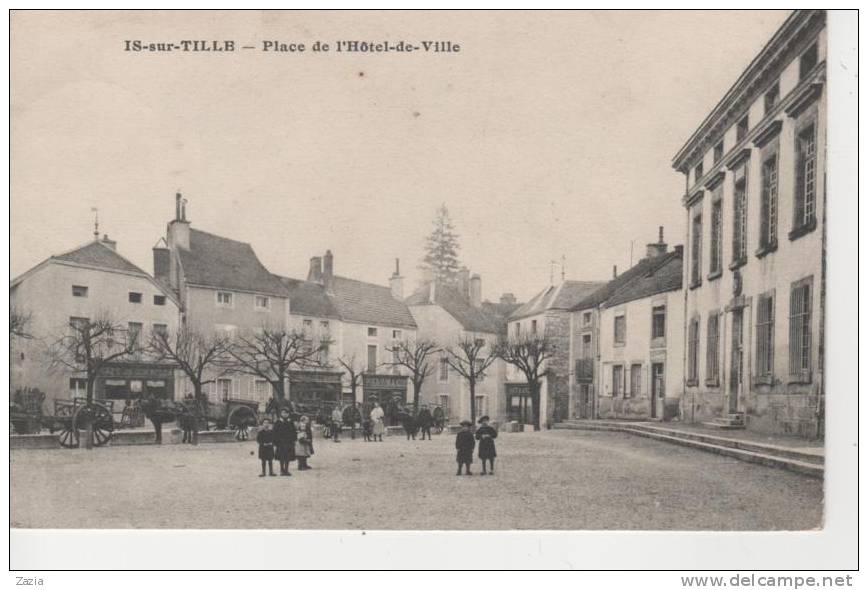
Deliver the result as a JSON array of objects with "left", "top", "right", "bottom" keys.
[
  {"left": 289, "top": 370, "right": 343, "bottom": 403},
  {"left": 88, "top": 362, "right": 177, "bottom": 402},
  {"left": 362, "top": 374, "right": 408, "bottom": 426},
  {"left": 505, "top": 382, "right": 535, "bottom": 425}
]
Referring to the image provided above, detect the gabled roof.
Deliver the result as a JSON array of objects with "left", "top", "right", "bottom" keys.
[
  {"left": 603, "top": 251, "right": 683, "bottom": 308},
  {"left": 326, "top": 275, "right": 417, "bottom": 329},
  {"left": 510, "top": 280, "right": 606, "bottom": 321},
  {"left": 571, "top": 253, "right": 678, "bottom": 312},
  {"left": 177, "top": 229, "right": 287, "bottom": 297},
  {"left": 275, "top": 275, "right": 340, "bottom": 319},
  {"left": 407, "top": 283, "right": 502, "bottom": 334}
]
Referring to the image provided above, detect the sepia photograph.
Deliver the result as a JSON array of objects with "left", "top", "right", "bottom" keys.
[{"left": 6, "top": 7, "right": 859, "bottom": 573}]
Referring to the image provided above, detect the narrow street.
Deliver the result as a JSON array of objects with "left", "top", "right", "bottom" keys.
[{"left": 11, "top": 429, "right": 823, "bottom": 530}]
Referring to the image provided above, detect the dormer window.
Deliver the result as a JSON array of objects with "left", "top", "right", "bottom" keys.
[
  {"left": 216, "top": 291, "right": 233, "bottom": 308},
  {"left": 254, "top": 295, "right": 270, "bottom": 310}
]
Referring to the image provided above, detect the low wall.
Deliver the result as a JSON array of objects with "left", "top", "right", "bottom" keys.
[{"left": 9, "top": 428, "right": 239, "bottom": 450}]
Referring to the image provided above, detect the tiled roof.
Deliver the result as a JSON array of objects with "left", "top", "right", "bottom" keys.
[
  {"left": 572, "top": 251, "right": 681, "bottom": 311},
  {"left": 52, "top": 240, "right": 147, "bottom": 275},
  {"left": 275, "top": 275, "right": 339, "bottom": 319},
  {"left": 326, "top": 275, "right": 417, "bottom": 329},
  {"left": 603, "top": 251, "right": 683, "bottom": 308},
  {"left": 481, "top": 300, "right": 522, "bottom": 335},
  {"left": 407, "top": 283, "right": 502, "bottom": 334},
  {"left": 177, "top": 229, "right": 287, "bottom": 297},
  {"left": 510, "top": 280, "right": 606, "bottom": 321}
]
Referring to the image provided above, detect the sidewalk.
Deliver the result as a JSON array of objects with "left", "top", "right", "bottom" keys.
[{"left": 643, "top": 420, "right": 824, "bottom": 455}]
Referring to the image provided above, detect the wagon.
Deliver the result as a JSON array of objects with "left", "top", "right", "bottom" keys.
[
  {"left": 9, "top": 388, "right": 46, "bottom": 435},
  {"left": 49, "top": 397, "right": 116, "bottom": 449},
  {"left": 200, "top": 397, "right": 260, "bottom": 440}
]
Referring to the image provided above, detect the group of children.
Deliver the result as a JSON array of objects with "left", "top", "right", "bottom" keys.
[{"left": 255, "top": 407, "right": 499, "bottom": 477}]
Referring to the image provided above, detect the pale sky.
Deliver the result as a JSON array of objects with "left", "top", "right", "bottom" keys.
[{"left": 11, "top": 10, "right": 790, "bottom": 302}]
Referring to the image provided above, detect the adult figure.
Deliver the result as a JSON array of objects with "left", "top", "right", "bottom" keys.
[
  {"left": 370, "top": 401, "right": 385, "bottom": 442},
  {"left": 331, "top": 404, "right": 343, "bottom": 443},
  {"left": 272, "top": 407, "right": 297, "bottom": 476},
  {"left": 401, "top": 409, "right": 417, "bottom": 441},
  {"left": 345, "top": 402, "right": 362, "bottom": 440},
  {"left": 417, "top": 404, "right": 433, "bottom": 440}
]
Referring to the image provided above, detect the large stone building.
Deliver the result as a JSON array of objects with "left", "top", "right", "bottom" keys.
[
  {"left": 672, "top": 10, "right": 826, "bottom": 437},
  {"left": 406, "top": 272, "right": 507, "bottom": 424},
  {"left": 10, "top": 234, "right": 182, "bottom": 417},
  {"left": 506, "top": 279, "right": 604, "bottom": 426}
]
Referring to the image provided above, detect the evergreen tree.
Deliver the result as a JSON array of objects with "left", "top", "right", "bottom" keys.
[{"left": 420, "top": 204, "right": 461, "bottom": 284}]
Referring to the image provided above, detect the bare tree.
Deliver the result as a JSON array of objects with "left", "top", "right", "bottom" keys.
[
  {"left": 442, "top": 336, "right": 498, "bottom": 426},
  {"left": 495, "top": 333, "right": 557, "bottom": 431},
  {"left": 336, "top": 353, "right": 368, "bottom": 405},
  {"left": 10, "top": 304, "right": 33, "bottom": 339},
  {"left": 387, "top": 338, "right": 439, "bottom": 413},
  {"left": 148, "top": 325, "right": 233, "bottom": 444},
  {"left": 228, "top": 325, "right": 331, "bottom": 402},
  {"left": 45, "top": 313, "right": 139, "bottom": 449}
]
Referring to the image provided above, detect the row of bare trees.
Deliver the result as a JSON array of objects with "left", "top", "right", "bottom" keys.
[{"left": 24, "top": 310, "right": 557, "bottom": 431}]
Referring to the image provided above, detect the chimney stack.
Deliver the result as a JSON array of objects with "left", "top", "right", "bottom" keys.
[
  {"left": 500, "top": 293, "right": 516, "bottom": 305},
  {"left": 100, "top": 234, "right": 117, "bottom": 251},
  {"left": 308, "top": 256, "right": 323, "bottom": 282},
  {"left": 613, "top": 265, "right": 618, "bottom": 279},
  {"left": 646, "top": 226, "right": 668, "bottom": 259},
  {"left": 457, "top": 267, "right": 470, "bottom": 299},
  {"left": 390, "top": 258, "right": 404, "bottom": 300},
  {"left": 168, "top": 192, "right": 190, "bottom": 250},
  {"left": 323, "top": 250, "right": 334, "bottom": 280},
  {"left": 469, "top": 274, "right": 482, "bottom": 308}
]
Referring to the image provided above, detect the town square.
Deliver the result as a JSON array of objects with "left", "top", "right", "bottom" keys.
[{"left": 9, "top": 9, "right": 842, "bottom": 558}]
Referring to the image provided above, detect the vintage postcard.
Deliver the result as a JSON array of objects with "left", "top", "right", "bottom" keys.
[{"left": 7, "top": 8, "right": 859, "bottom": 572}]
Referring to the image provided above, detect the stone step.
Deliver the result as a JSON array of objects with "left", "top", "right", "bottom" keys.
[{"left": 553, "top": 421, "right": 823, "bottom": 476}]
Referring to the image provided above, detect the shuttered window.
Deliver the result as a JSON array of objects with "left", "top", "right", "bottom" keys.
[
  {"left": 760, "top": 153, "right": 779, "bottom": 249},
  {"left": 690, "top": 211, "right": 703, "bottom": 285},
  {"left": 756, "top": 294, "right": 775, "bottom": 378},
  {"left": 612, "top": 365, "right": 624, "bottom": 397},
  {"left": 732, "top": 165, "right": 748, "bottom": 263},
  {"left": 789, "top": 279, "right": 813, "bottom": 379},
  {"left": 629, "top": 364, "right": 642, "bottom": 398},
  {"left": 614, "top": 315, "right": 626, "bottom": 345},
  {"left": 706, "top": 313, "right": 719, "bottom": 384},
  {"left": 687, "top": 318, "right": 700, "bottom": 384},
  {"left": 794, "top": 124, "right": 817, "bottom": 231},
  {"left": 710, "top": 193, "right": 723, "bottom": 275}
]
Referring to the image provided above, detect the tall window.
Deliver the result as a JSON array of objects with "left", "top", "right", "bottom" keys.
[
  {"left": 531, "top": 319, "right": 537, "bottom": 334},
  {"left": 756, "top": 293, "right": 775, "bottom": 378},
  {"left": 514, "top": 323, "right": 521, "bottom": 338},
  {"left": 651, "top": 306, "right": 666, "bottom": 340},
  {"left": 612, "top": 365, "right": 624, "bottom": 397},
  {"left": 690, "top": 211, "right": 703, "bottom": 285},
  {"left": 710, "top": 195, "right": 723, "bottom": 275},
  {"left": 789, "top": 279, "right": 813, "bottom": 380},
  {"left": 760, "top": 152, "right": 779, "bottom": 250},
  {"left": 694, "top": 162, "right": 703, "bottom": 185},
  {"left": 736, "top": 115, "right": 749, "bottom": 142},
  {"left": 254, "top": 379, "right": 269, "bottom": 403},
  {"left": 583, "top": 312, "right": 592, "bottom": 326},
  {"left": 794, "top": 123, "right": 817, "bottom": 232},
  {"left": 152, "top": 323, "right": 168, "bottom": 340},
  {"left": 439, "top": 356, "right": 449, "bottom": 381},
  {"left": 476, "top": 359, "right": 486, "bottom": 382},
  {"left": 367, "top": 344, "right": 378, "bottom": 372},
  {"left": 713, "top": 141, "right": 724, "bottom": 164},
  {"left": 687, "top": 318, "right": 700, "bottom": 384},
  {"left": 127, "top": 322, "right": 142, "bottom": 349},
  {"left": 764, "top": 81, "right": 780, "bottom": 114},
  {"left": 613, "top": 315, "right": 626, "bottom": 345},
  {"left": 732, "top": 165, "right": 748, "bottom": 263},
  {"left": 799, "top": 43, "right": 818, "bottom": 80},
  {"left": 706, "top": 314, "right": 719, "bottom": 384},
  {"left": 216, "top": 378, "right": 232, "bottom": 401},
  {"left": 629, "top": 364, "right": 642, "bottom": 398}
]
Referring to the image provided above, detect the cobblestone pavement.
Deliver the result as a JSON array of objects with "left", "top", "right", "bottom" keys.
[{"left": 10, "top": 429, "right": 823, "bottom": 530}]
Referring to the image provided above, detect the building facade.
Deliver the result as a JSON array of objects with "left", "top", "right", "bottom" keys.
[
  {"left": 672, "top": 10, "right": 826, "bottom": 437},
  {"left": 10, "top": 235, "right": 182, "bottom": 418}
]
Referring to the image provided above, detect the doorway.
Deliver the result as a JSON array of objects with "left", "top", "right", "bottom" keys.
[
  {"left": 651, "top": 363, "right": 664, "bottom": 419},
  {"left": 729, "top": 309, "right": 743, "bottom": 413}
]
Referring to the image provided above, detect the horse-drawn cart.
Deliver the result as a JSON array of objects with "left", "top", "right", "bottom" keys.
[
  {"left": 49, "top": 397, "right": 115, "bottom": 448},
  {"left": 200, "top": 397, "right": 260, "bottom": 440}
]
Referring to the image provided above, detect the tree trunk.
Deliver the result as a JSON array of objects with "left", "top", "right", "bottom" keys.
[
  {"left": 84, "top": 376, "right": 96, "bottom": 450},
  {"left": 469, "top": 380, "right": 476, "bottom": 428},
  {"left": 192, "top": 384, "right": 203, "bottom": 446},
  {"left": 530, "top": 381, "right": 541, "bottom": 431},
  {"left": 413, "top": 379, "right": 422, "bottom": 414},
  {"left": 275, "top": 379, "right": 286, "bottom": 401}
]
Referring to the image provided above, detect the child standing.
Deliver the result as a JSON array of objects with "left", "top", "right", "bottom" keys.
[
  {"left": 256, "top": 419, "right": 276, "bottom": 477},
  {"left": 295, "top": 415, "right": 314, "bottom": 471},
  {"left": 475, "top": 415, "right": 498, "bottom": 475},
  {"left": 455, "top": 420, "right": 475, "bottom": 476}
]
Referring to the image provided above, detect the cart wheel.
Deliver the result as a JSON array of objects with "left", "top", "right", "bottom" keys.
[
  {"left": 73, "top": 402, "right": 114, "bottom": 447},
  {"left": 227, "top": 406, "right": 256, "bottom": 441},
  {"left": 58, "top": 425, "right": 79, "bottom": 448}
]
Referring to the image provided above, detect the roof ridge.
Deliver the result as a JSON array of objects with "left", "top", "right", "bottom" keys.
[{"left": 189, "top": 227, "right": 252, "bottom": 247}]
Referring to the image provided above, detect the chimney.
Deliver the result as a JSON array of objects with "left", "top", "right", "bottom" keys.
[
  {"left": 167, "top": 192, "right": 190, "bottom": 250},
  {"left": 153, "top": 238, "right": 170, "bottom": 282},
  {"left": 100, "top": 234, "right": 117, "bottom": 251},
  {"left": 323, "top": 250, "right": 334, "bottom": 280},
  {"left": 308, "top": 256, "right": 323, "bottom": 282},
  {"left": 646, "top": 226, "right": 668, "bottom": 259},
  {"left": 613, "top": 265, "right": 618, "bottom": 279},
  {"left": 390, "top": 258, "right": 404, "bottom": 300},
  {"left": 457, "top": 267, "right": 470, "bottom": 299},
  {"left": 500, "top": 293, "right": 516, "bottom": 305},
  {"left": 469, "top": 274, "right": 482, "bottom": 308},
  {"left": 674, "top": 244, "right": 684, "bottom": 257}
]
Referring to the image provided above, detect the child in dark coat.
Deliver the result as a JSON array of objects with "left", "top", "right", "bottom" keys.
[
  {"left": 455, "top": 420, "right": 475, "bottom": 475},
  {"left": 256, "top": 419, "right": 276, "bottom": 477},
  {"left": 475, "top": 415, "right": 498, "bottom": 475}
]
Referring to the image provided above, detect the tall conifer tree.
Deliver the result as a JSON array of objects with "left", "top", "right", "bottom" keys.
[{"left": 420, "top": 204, "right": 461, "bottom": 285}]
